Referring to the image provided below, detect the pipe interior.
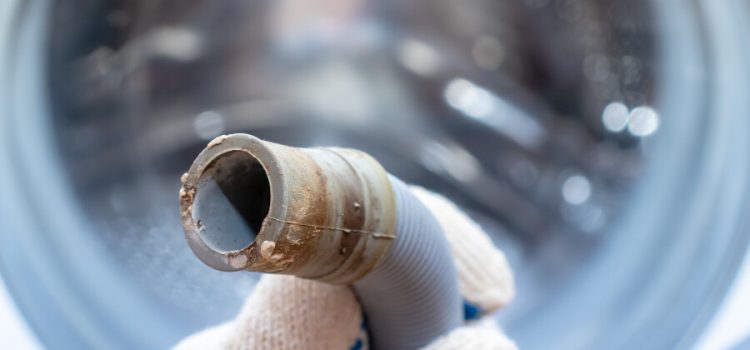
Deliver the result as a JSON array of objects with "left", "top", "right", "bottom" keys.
[{"left": 193, "top": 150, "right": 271, "bottom": 252}]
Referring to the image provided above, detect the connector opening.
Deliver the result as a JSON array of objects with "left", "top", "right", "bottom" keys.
[{"left": 193, "top": 150, "right": 271, "bottom": 252}]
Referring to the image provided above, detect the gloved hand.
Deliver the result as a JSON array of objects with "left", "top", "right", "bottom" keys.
[{"left": 174, "top": 187, "right": 517, "bottom": 350}]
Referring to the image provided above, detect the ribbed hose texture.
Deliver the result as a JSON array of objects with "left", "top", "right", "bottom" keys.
[{"left": 353, "top": 176, "right": 463, "bottom": 350}]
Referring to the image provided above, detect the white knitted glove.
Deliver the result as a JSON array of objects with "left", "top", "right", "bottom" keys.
[{"left": 174, "top": 187, "right": 517, "bottom": 350}]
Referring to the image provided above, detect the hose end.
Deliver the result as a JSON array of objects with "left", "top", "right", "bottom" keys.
[{"left": 180, "top": 134, "right": 396, "bottom": 284}]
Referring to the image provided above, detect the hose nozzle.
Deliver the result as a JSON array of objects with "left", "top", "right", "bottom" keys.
[{"left": 179, "top": 134, "right": 397, "bottom": 284}]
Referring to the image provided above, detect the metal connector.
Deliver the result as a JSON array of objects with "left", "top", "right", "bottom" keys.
[{"left": 179, "top": 134, "right": 396, "bottom": 284}]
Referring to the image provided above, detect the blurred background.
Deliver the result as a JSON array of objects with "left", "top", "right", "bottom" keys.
[{"left": 1, "top": 0, "right": 749, "bottom": 349}]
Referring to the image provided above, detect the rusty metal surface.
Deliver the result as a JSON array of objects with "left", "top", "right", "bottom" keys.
[{"left": 180, "top": 133, "right": 397, "bottom": 284}]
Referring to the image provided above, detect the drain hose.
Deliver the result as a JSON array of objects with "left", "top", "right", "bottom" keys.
[
  {"left": 179, "top": 134, "right": 462, "bottom": 349},
  {"left": 353, "top": 176, "right": 462, "bottom": 349}
]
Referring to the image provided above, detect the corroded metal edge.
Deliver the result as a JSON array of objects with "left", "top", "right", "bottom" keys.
[
  {"left": 179, "top": 133, "right": 397, "bottom": 284},
  {"left": 179, "top": 133, "right": 287, "bottom": 272}
]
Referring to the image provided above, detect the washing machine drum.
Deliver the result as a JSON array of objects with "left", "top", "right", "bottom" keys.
[{"left": 1, "top": 0, "right": 749, "bottom": 349}]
